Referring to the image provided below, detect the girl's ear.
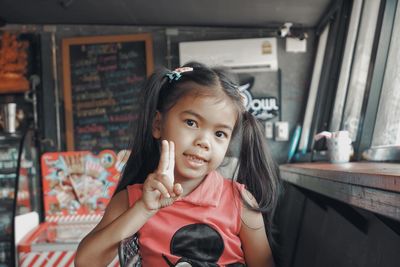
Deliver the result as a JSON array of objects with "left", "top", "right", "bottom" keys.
[{"left": 152, "top": 111, "right": 162, "bottom": 139}]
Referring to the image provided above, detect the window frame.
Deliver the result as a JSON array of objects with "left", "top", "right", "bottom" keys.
[{"left": 357, "top": 0, "right": 399, "bottom": 161}]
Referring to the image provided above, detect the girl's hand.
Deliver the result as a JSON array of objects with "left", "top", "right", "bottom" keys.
[{"left": 142, "top": 140, "right": 182, "bottom": 211}]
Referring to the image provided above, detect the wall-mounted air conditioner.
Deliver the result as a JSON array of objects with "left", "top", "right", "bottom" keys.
[{"left": 179, "top": 38, "right": 278, "bottom": 72}]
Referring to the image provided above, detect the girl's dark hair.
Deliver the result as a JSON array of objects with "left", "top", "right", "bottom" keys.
[{"left": 115, "top": 61, "right": 281, "bottom": 239}]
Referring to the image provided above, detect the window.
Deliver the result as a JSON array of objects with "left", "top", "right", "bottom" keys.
[{"left": 371, "top": 3, "right": 400, "bottom": 147}]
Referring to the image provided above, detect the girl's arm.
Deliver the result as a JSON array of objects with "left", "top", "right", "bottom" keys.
[
  {"left": 75, "top": 189, "right": 155, "bottom": 266},
  {"left": 75, "top": 140, "right": 179, "bottom": 266},
  {"left": 239, "top": 189, "right": 275, "bottom": 267}
]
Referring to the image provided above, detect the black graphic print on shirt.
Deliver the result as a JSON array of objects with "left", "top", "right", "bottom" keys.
[{"left": 162, "top": 223, "right": 246, "bottom": 267}]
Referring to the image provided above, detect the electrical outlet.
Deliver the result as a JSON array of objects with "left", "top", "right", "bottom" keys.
[
  {"left": 265, "top": 121, "right": 274, "bottom": 139},
  {"left": 275, "top": 121, "right": 289, "bottom": 141}
]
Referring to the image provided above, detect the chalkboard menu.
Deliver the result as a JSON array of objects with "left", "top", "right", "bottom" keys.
[{"left": 62, "top": 34, "right": 153, "bottom": 152}]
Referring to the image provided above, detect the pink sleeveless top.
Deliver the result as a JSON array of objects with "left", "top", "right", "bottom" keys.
[{"left": 127, "top": 171, "right": 246, "bottom": 266}]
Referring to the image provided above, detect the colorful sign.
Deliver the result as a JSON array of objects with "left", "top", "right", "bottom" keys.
[{"left": 41, "top": 150, "right": 128, "bottom": 217}]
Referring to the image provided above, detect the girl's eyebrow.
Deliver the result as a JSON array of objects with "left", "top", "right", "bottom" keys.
[{"left": 182, "top": 110, "right": 234, "bottom": 131}]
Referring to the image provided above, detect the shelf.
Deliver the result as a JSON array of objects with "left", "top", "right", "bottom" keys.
[
  {"left": 0, "top": 170, "right": 17, "bottom": 176},
  {"left": 279, "top": 162, "right": 400, "bottom": 221},
  {"left": 0, "top": 133, "right": 22, "bottom": 141}
]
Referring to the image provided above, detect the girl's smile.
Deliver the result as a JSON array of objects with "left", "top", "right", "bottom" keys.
[
  {"left": 184, "top": 153, "right": 208, "bottom": 167},
  {"left": 153, "top": 91, "right": 237, "bottom": 188}
]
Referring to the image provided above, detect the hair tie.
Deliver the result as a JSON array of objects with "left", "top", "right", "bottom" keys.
[
  {"left": 165, "top": 67, "right": 193, "bottom": 82},
  {"left": 243, "top": 110, "right": 254, "bottom": 120}
]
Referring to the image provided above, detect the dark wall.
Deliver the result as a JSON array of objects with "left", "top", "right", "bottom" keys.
[{"left": 3, "top": 24, "right": 315, "bottom": 164}]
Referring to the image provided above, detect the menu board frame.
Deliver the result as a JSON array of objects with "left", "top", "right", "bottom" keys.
[{"left": 62, "top": 33, "right": 153, "bottom": 151}]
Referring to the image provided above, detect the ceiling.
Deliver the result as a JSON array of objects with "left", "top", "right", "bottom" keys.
[{"left": 0, "top": 0, "right": 333, "bottom": 28}]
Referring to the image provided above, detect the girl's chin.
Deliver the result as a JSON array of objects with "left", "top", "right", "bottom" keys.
[{"left": 174, "top": 169, "right": 208, "bottom": 182}]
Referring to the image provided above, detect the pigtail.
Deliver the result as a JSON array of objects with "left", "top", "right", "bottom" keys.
[
  {"left": 237, "top": 111, "right": 282, "bottom": 224},
  {"left": 237, "top": 112, "right": 282, "bottom": 261},
  {"left": 114, "top": 68, "right": 170, "bottom": 194}
]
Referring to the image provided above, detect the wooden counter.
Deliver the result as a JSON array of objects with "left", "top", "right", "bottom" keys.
[{"left": 279, "top": 162, "right": 400, "bottom": 221}]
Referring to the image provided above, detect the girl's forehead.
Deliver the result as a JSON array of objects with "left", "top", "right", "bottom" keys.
[
  {"left": 171, "top": 93, "right": 238, "bottom": 124},
  {"left": 178, "top": 91, "right": 236, "bottom": 111},
  {"left": 178, "top": 82, "right": 234, "bottom": 106}
]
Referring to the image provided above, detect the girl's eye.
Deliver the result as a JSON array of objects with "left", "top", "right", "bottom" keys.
[
  {"left": 185, "top": 119, "right": 197, "bottom": 128},
  {"left": 215, "top": 131, "right": 228, "bottom": 138}
]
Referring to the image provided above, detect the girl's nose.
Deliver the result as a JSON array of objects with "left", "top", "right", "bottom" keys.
[{"left": 194, "top": 135, "right": 210, "bottom": 150}]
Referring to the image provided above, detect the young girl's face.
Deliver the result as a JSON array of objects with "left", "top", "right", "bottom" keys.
[{"left": 153, "top": 90, "right": 238, "bottom": 183}]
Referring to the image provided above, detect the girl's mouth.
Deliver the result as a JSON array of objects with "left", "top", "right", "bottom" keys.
[{"left": 184, "top": 154, "right": 208, "bottom": 166}]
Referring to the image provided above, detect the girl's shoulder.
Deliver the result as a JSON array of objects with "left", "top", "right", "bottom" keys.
[
  {"left": 219, "top": 172, "right": 245, "bottom": 192},
  {"left": 126, "top": 184, "right": 144, "bottom": 207},
  {"left": 218, "top": 172, "right": 246, "bottom": 204},
  {"left": 221, "top": 176, "right": 257, "bottom": 208}
]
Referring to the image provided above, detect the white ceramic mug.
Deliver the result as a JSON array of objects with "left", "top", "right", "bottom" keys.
[{"left": 326, "top": 131, "right": 353, "bottom": 163}]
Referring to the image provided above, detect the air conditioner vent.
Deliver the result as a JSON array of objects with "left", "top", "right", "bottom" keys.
[{"left": 179, "top": 38, "right": 278, "bottom": 72}]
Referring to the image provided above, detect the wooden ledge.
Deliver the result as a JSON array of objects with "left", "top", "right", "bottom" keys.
[{"left": 279, "top": 162, "right": 400, "bottom": 221}]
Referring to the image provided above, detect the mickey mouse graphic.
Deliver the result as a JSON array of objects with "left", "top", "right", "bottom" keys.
[{"left": 162, "top": 223, "right": 246, "bottom": 267}]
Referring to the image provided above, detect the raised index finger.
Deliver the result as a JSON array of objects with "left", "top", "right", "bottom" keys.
[
  {"left": 157, "top": 140, "right": 169, "bottom": 174},
  {"left": 168, "top": 141, "right": 175, "bottom": 180}
]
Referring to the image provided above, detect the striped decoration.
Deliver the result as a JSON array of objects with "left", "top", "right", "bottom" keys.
[
  {"left": 46, "top": 214, "right": 103, "bottom": 223},
  {"left": 19, "top": 251, "right": 120, "bottom": 267},
  {"left": 18, "top": 214, "right": 119, "bottom": 266}
]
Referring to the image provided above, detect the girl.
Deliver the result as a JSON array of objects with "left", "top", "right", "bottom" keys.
[{"left": 75, "top": 62, "right": 281, "bottom": 267}]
